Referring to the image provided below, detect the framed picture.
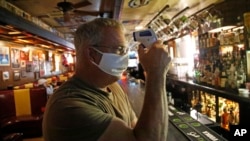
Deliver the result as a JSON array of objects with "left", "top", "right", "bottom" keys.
[
  {"left": 34, "top": 71, "right": 40, "bottom": 80},
  {"left": 20, "top": 50, "right": 29, "bottom": 61},
  {"left": 0, "top": 46, "right": 10, "bottom": 66},
  {"left": 2, "top": 71, "right": 9, "bottom": 80},
  {"left": 11, "top": 48, "right": 21, "bottom": 68},
  {"left": 20, "top": 60, "right": 26, "bottom": 68},
  {"left": 39, "top": 69, "right": 45, "bottom": 77},
  {"left": 13, "top": 70, "right": 21, "bottom": 81},
  {"left": 26, "top": 61, "right": 32, "bottom": 72},
  {"left": 21, "top": 69, "right": 26, "bottom": 77}
]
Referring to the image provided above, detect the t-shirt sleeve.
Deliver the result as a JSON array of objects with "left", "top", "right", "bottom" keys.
[
  {"left": 124, "top": 92, "right": 137, "bottom": 123},
  {"left": 44, "top": 99, "right": 113, "bottom": 141},
  {"left": 111, "top": 82, "right": 137, "bottom": 126}
]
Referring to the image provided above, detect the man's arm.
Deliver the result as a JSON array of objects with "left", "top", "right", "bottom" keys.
[
  {"left": 98, "top": 41, "right": 170, "bottom": 141},
  {"left": 134, "top": 72, "right": 168, "bottom": 141}
]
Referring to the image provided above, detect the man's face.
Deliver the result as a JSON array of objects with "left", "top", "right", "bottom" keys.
[{"left": 88, "top": 28, "right": 128, "bottom": 81}]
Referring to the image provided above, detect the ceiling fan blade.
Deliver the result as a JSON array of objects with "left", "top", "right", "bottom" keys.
[
  {"left": 73, "top": 0, "right": 92, "bottom": 9},
  {"left": 73, "top": 10, "right": 100, "bottom": 16}
]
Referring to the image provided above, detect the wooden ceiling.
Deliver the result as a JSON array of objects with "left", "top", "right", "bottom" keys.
[{"left": 1, "top": 0, "right": 249, "bottom": 51}]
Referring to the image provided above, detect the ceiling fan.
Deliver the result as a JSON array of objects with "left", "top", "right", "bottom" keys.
[{"left": 56, "top": 0, "right": 101, "bottom": 22}]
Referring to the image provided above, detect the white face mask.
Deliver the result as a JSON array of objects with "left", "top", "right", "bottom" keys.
[{"left": 91, "top": 47, "right": 129, "bottom": 77}]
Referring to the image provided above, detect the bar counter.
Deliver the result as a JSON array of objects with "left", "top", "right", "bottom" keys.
[
  {"left": 118, "top": 77, "right": 228, "bottom": 141},
  {"left": 166, "top": 76, "right": 250, "bottom": 127},
  {"left": 167, "top": 77, "right": 250, "bottom": 103}
]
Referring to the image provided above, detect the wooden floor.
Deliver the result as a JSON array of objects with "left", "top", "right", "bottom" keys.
[{"left": 23, "top": 137, "right": 44, "bottom": 141}]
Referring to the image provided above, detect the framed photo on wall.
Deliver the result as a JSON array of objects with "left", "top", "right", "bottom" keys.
[
  {"left": 34, "top": 71, "right": 39, "bottom": 80},
  {"left": 0, "top": 46, "right": 10, "bottom": 66},
  {"left": 13, "top": 70, "right": 21, "bottom": 81},
  {"left": 2, "top": 71, "right": 9, "bottom": 80},
  {"left": 20, "top": 60, "right": 26, "bottom": 68},
  {"left": 11, "top": 48, "right": 21, "bottom": 68},
  {"left": 26, "top": 61, "right": 32, "bottom": 72},
  {"left": 20, "top": 50, "right": 29, "bottom": 61},
  {"left": 21, "top": 69, "right": 26, "bottom": 77}
]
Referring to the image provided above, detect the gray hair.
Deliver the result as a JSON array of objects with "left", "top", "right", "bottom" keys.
[{"left": 74, "top": 18, "right": 125, "bottom": 54}]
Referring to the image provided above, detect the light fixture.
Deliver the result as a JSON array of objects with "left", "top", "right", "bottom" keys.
[
  {"left": 22, "top": 45, "right": 30, "bottom": 52},
  {"left": 208, "top": 25, "right": 236, "bottom": 33},
  {"left": 135, "top": 26, "right": 144, "bottom": 30},
  {"left": 8, "top": 31, "right": 21, "bottom": 35}
]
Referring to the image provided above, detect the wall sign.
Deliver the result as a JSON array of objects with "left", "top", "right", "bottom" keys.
[{"left": 128, "top": 0, "right": 151, "bottom": 8}]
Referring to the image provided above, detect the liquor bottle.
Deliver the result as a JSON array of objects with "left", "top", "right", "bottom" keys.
[
  {"left": 239, "top": 28, "right": 245, "bottom": 43},
  {"left": 214, "top": 32, "right": 220, "bottom": 46},
  {"left": 220, "top": 71, "right": 227, "bottom": 88},
  {"left": 214, "top": 67, "right": 220, "bottom": 88},
  {"left": 234, "top": 29, "right": 240, "bottom": 44},
  {"left": 203, "top": 34, "right": 207, "bottom": 48},
  {"left": 219, "top": 30, "right": 225, "bottom": 45},
  {"left": 228, "top": 107, "right": 236, "bottom": 125},
  {"left": 199, "top": 35, "right": 203, "bottom": 48},
  {"left": 209, "top": 33, "right": 215, "bottom": 47},
  {"left": 221, "top": 107, "right": 229, "bottom": 130},
  {"left": 207, "top": 33, "right": 210, "bottom": 48}
]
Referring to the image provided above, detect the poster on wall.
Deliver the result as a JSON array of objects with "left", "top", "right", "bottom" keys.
[
  {"left": 20, "top": 50, "right": 29, "bottom": 61},
  {"left": 32, "top": 50, "right": 39, "bottom": 72},
  {"left": 20, "top": 50, "right": 29, "bottom": 68},
  {"left": 32, "top": 50, "right": 45, "bottom": 72},
  {"left": 0, "top": 46, "right": 10, "bottom": 66},
  {"left": 11, "top": 48, "right": 21, "bottom": 68}
]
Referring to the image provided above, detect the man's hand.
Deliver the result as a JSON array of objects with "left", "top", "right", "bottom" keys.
[{"left": 137, "top": 40, "right": 171, "bottom": 76}]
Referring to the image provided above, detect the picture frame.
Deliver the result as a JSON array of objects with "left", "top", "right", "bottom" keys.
[
  {"left": 20, "top": 60, "right": 26, "bottom": 68},
  {"left": 20, "top": 50, "right": 29, "bottom": 61},
  {"left": 34, "top": 71, "right": 40, "bottom": 80},
  {"left": 26, "top": 61, "right": 32, "bottom": 72},
  {"left": 2, "top": 71, "right": 9, "bottom": 80},
  {"left": 0, "top": 46, "right": 10, "bottom": 66},
  {"left": 11, "top": 48, "right": 21, "bottom": 68},
  {"left": 39, "top": 69, "right": 45, "bottom": 77},
  {"left": 21, "top": 69, "right": 26, "bottom": 77},
  {"left": 13, "top": 70, "right": 21, "bottom": 81}
]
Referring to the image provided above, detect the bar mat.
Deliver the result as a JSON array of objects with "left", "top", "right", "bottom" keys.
[
  {"left": 169, "top": 106, "right": 227, "bottom": 141},
  {"left": 188, "top": 121, "right": 227, "bottom": 141},
  {"left": 170, "top": 115, "right": 207, "bottom": 141},
  {"left": 175, "top": 122, "right": 208, "bottom": 141}
]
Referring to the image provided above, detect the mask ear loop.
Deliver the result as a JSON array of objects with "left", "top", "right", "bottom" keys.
[
  {"left": 90, "top": 47, "right": 103, "bottom": 54},
  {"left": 88, "top": 47, "right": 103, "bottom": 65}
]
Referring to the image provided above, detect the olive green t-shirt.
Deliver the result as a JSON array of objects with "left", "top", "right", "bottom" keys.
[{"left": 42, "top": 76, "right": 136, "bottom": 141}]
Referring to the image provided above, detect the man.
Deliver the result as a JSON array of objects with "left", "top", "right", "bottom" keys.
[
  {"left": 50, "top": 76, "right": 59, "bottom": 90},
  {"left": 37, "top": 78, "right": 54, "bottom": 98},
  {"left": 43, "top": 18, "right": 171, "bottom": 141}
]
